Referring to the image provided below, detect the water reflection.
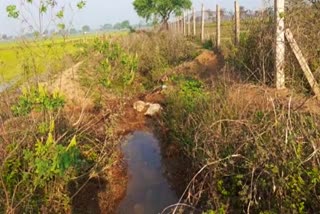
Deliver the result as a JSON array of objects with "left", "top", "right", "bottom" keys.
[{"left": 118, "top": 131, "right": 178, "bottom": 214}]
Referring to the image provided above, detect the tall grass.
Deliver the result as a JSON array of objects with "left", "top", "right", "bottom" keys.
[
  {"left": 160, "top": 75, "right": 320, "bottom": 213},
  {"left": 223, "top": 1, "right": 320, "bottom": 95}
]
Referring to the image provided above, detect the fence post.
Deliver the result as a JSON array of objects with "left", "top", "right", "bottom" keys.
[
  {"left": 275, "top": 0, "right": 285, "bottom": 89},
  {"left": 216, "top": 4, "right": 221, "bottom": 49},
  {"left": 234, "top": 0, "right": 240, "bottom": 45},
  {"left": 201, "top": 4, "right": 205, "bottom": 41},
  {"left": 188, "top": 11, "right": 191, "bottom": 36},
  {"left": 193, "top": 8, "right": 196, "bottom": 36},
  {"left": 285, "top": 29, "right": 320, "bottom": 98}
]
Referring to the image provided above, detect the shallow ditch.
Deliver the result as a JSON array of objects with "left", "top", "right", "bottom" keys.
[{"left": 118, "top": 131, "right": 178, "bottom": 214}]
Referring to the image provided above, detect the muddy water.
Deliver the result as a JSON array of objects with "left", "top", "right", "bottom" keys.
[{"left": 118, "top": 131, "right": 178, "bottom": 214}]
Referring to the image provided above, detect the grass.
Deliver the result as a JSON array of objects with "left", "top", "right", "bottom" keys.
[
  {"left": 0, "top": 32, "right": 127, "bottom": 82},
  {"left": 160, "top": 71, "right": 320, "bottom": 213},
  {"left": 0, "top": 39, "right": 76, "bottom": 81}
]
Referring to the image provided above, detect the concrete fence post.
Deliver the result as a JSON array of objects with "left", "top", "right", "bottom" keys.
[
  {"left": 216, "top": 4, "right": 221, "bottom": 49},
  {"left": 193, "top": 7, "right": 196, "bottom": 36},
  {"left": 275, "top": 0, "right": 286, "bottom": 89},
  {"left": 234, "top": 0, "right": 240, "bottom": 45},
  {"left": 188, "top": 11, "right": 191, "bottom": 36},
  {"left": 201, "top": 4, "right": 205, "bottom": 41}
]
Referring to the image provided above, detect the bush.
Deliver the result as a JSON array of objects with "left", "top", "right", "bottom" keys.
[
  {"left": 11, "top": 84, "right": 65, "bottom": 116},
  {"left": 0, "top": 121, "right": 82, "bottom": 213},
  {"left": 226, "top": 1, "right": 320, "bottom": 94},
  {"left": 122, "top": 32, "right": 199, "bottom": 87},
  {"left": 78, "top": 32, "right": 199, "bottom": 96},
  {"left": 161, "top": 76, "right": 320, "bottom": 213}
]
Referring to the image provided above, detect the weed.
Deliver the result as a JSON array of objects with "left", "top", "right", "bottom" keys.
[
  {"left": 1, "top": 121, "right": 82, "bottom": 212},
  {"left": 160, "top": 74, "right": 320, "bottom": 213},
  {"left": 11, "top": 84, "right": 65, "bottom": 116}
]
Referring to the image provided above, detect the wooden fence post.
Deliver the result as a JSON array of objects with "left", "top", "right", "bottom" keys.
[
  {"left": 285, "top": 29, "right": 320, "bottom": 98},
  {"left": 201, "top": 4, "right": 205, "bottom": 41},
  {"left": 275, "top": 0, "right": 285, "bottom": 89},
  {"left": 234, "top": 0, "right": 240, "bottom": 45},
  {"left": 216, "top": 4, "right": 221, "bottom": 49},
  {"left": 193, "top": 7, "right": 196, "bottom": 36}
]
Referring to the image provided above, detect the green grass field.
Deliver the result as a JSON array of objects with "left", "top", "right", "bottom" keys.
[
  {"left": 0, "top": 33, "right": 122, "bottom": 82},
  {"left": 0, "top": 39, "right": 78, "bottom": 81}
]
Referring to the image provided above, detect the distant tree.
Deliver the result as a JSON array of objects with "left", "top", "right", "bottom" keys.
[
  {"left": 113, "top": 20, "right": 131, "bottom": 30},
  {"left": 121, "top": 20, "right": 130, "bottom": 29},
  {"left": 82, "top": 25, "right": 90, "bottom": 32},
  {"left": 2, "top": 34, "right": 8, "bottom": 40},
  {"left": 70, "top": 28, "right": 78, "bottom": 34},
  {"left": 101, "top": 23, "right": 113, "bottom": 31},
  {"left": 133, "top": 0, "right": 192, "bottom": 30}
]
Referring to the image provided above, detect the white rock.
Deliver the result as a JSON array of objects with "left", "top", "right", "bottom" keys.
[
  {"left": 144, "top": 103, "right": 162, "bottom": 116},
  {"left": 133, "top": 100, "right": 148, "bottom": 112}
]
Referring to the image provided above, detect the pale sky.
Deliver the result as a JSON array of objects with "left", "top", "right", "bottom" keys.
[{"left": 0, "top": 0, "right": 264, "bottom": 35}]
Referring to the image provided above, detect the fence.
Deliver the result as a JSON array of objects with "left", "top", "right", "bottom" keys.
[{"left": 168, "top": 0, "right": 320, "bottom": 99}]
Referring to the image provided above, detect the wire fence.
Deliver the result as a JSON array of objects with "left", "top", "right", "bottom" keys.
[{"left": 169, "top": 0, "right": 320, "bottom": 97}]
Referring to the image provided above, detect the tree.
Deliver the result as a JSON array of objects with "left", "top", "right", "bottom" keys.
[
  {"left": 101, "top": 24, "right": 113, "bottom": 31},
  {"left": 133, "top": 0, "right": 192, "bottom": 30},
  {"left": 82, "top": 25, "right": 90, "bottom": 32},
  {"left": 69, "top": 28, "right": 78, "bottom": 34},
  {"left": 121, "top": 20, "right": 131, "bottom": 29},
  {"left": 6, "top": 1, "right": 86, "bottom": 34},
  {"left": 113, "top": 20, "right": 131, "bottom": 30},
  {"left": 2, "top": 34, "right": 8, "bottom": 40}
]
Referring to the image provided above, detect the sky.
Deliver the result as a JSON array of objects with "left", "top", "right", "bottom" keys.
[{"left": 0, "top": 0, "right": 265, "bottom": 35}]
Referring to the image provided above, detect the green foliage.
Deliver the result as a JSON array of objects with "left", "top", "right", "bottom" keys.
[
  {"left": 23, "top": 133, "right": 80, "bottom": 187},
  {"left": 113, "top": 20, "right": 131, "bottom": 30},
  {"left": 161, "top": 76, "right": 320, "bottom": 213},
  {"left": 6, "top": 0, "right": 85, "bottom": 19},
  {"left": 123, "top": 32, "right": 199, "bottom": 89},
  {"left": 164, "top": 76, "right": 208, "bottom": 147},
  {"left": 6, "top": 5, "right": 19, "bottom": 18},
  {"left": 202, "top": 39, "right": 213, "bottom": 50},
  {"left": 1, "top": 121, "right": 81, "bottom": 212},
  {"left": 77, "top": 0, "right": 86, "bottom": 9},
  {"left": 11, "top": 85, "right": 65, "bottom": 116},
  {"left": 174, "top": 76, "right": 208, "bottom": 112},
  {"left": 133, "top": 0, "right": 192, "bottom": 23},
  {"left": 82, "top": 25, "right": 90, "bottom": 32},
  {"left": 91, "top": 38, "right": 138, "bottom": 89}
]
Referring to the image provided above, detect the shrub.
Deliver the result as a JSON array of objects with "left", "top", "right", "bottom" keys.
[
  {"left": 11, "top": 84, "right": 65, "bottom": 116},
  {"left": 226, "top": 1, "right": 320, "bottom": 94},
  {"left": 163, "top": 76, "right": 209, "bottom": 147},
  {"left": 0, "top": 121, "right": 82, "bottom": 213},
  {"left": 161, "top": 76, "right": 320, "bottom": 213},
  {"left": 122, "top": 32, "right": 199, "bottom": 87}
]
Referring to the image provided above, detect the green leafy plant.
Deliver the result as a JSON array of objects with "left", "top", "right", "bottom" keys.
[
  {"left": 11, "top": 84, "right": 65, "bottom": 116},
  {"left": 160, "top": 74, "right": 320, "bottom": 213},
  {"left": 91, "top": 38, "right": 139, "bottom": 89},
  {"left": 1, "top": 120, "right": 81, "bottom": 212}
]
